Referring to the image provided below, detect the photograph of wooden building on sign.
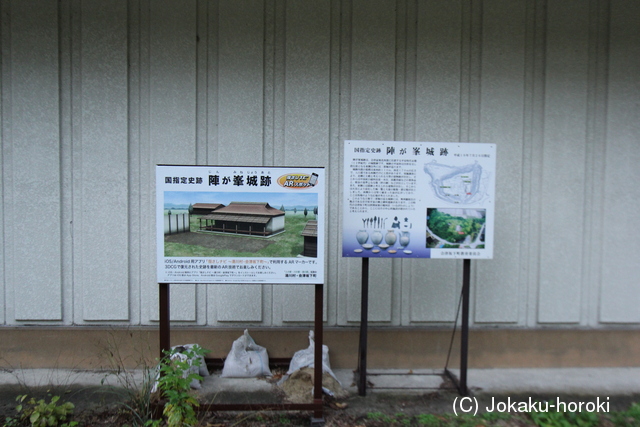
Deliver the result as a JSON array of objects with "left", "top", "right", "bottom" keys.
[
  {"left": 301, "top": 220, "right": 318, "bottom": 257},
  {"left": 190, "top": 203, "right": 224, "bottom": 215},
  {"left": 198, "top": 202, "right": 285, "bottom": 237}
]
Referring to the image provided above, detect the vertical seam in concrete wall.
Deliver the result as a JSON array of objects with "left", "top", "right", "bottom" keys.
[
  {"left": 468, "top": 0, "right": 482, "bottom": 144},
  {"left": 0, "top": 0, "right": 9, "bottom": 325},
  {"left": 262, "top": 1, "right": 273, "bottom": 326},
  {"left": 397, "top": 0, "right": 417, "bottom": 325},
  {"left": 391, "top": 0, "right": 405, "bottom": 325},
  {"left": 336, "top": 0, "right": 352, "bottom": 326},
  {"left": 531, "top": 0, "right": 547, "bottom": 326},
  {"left": 273, "top": 0, "right": 286, "bottom": 167},
  {"left": 263, "top": 0, "right": 275, "bottom": 167},
  {"left": 458, "top": 1, "right": 470, "bottom": 143},
  {"left": 460, "top": 0, "right": 482, "bottom": 325},
  {"left": 71, "top": 0, "right": 83, "bottom": 324},
  {"left": 207, "top": 0, "right": 218, "bottom": 166},
  {"left": 128, "top": 0, "right": 141, "bottom": 325},
  {"left": 394, "top": 0, "right": 406, "bottom": 142},
  {"left": 520, "top": 0, "right": 537, "bottom": 327},
  {"left": 272, "top": 0, "right": 288, "bottom": 326},
  {"left": 404, "top": 0, "right": 417, "bottom": 143},
  {"left": 139, "top": 0, "right": 153, "bottom": 325},
  {"left": 195, "top": 0, "right": 208, "bottom": 325},
  {"left": 585, "top": 0, "right": 609, "bottom": 326},
  {"left": 59, "top": 0, "right": 73, "bottom": 324},
  {"left": 398, "top": 0, "right": 418, "bottom": 325},
  {"left": 327, "top": 0, "right": 341, "bottom": 325},
  {"left": 342, "top": 0, "right": 352, "bottom": 141},
  {"left": 195, "top": 0, "right": 207, "bottom": 166}
]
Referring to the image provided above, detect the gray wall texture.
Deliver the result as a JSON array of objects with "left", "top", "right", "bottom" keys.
[{"left": 0, "top": 0, "right": 638, "bottom": 328}]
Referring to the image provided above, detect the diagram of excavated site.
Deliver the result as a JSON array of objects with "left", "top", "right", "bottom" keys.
[{"left": 423, "top": 160, "right": 489, "bottom": 205}]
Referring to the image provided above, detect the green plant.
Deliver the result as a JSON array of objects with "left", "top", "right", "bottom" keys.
[
  {"left": 4, "top": 394, "right": 77, "bottom": 427},
  {"left": 480, "top": 411, "right": 511, "bottom": 422},
  {"left": 97, "top": 329, "right": 157, "bottom": 427},
  {"left": 367, "top": 411, "right": 392, "bottom": 423},
  {"left": 150, "top": 345, "right": 208, "bottom": 427},
  {"left": 530, "top": 408, "right": 599, "bottom": 427},
  {"left": 394, "top": 413, "right": 412, "bottom": 426},
  {"left": 610, "top": 402, "right": 640, "bottom": 427},
  {"left": 416, "top": 413, "right": 442, "bottom": 426},
  {"left": 278, "top": 415, "right": 291, "bottom": 425}
]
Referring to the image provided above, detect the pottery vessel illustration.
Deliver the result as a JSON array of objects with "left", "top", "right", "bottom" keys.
[
  {"left": 371, "top": 230, "right": 383, "bottom": 245},
  {"left": 385, "top": 230, "right": 397, "bottom": 245},
  {"left": 356, "top": 230, "right": 369, "bottom": 245},
  {"left": 399, "top": 231, "right": 410, "bottom": 248}
]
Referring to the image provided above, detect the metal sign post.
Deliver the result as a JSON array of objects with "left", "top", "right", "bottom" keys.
[
  {"left": 358, "top": 259, "right": 472, "bottom": 396},
  {"left": 158, "top": 282, "right": 325, "bottom": 422},
  {"left": 459, "top": 258, "right": 471, "bottom": 395},
  {"left": 155, "top": 165, "right": 327, "bottom": 423},
  {"left": 344, "top": 141, "right": 493, "bottom": 396},
  {"left": 356, "top": 257, "right": 370, "bottom": 396}
]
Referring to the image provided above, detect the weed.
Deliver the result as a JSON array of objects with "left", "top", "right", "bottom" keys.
[
  {"left": 610, "top": 402, "right": 640, "bottom": 427},
  {"left": 4, "top": 393, "right": 78, "bottom": 427},
  {"left": 97, "top": 329, "right": 157, "bottom": 427},
  {"left": 480, "top": 410, "right": 511, "bottom": 421},
  {"left": 394, "top": 412, "right": 412, "bottom": 426},
  {"left": 367, "top": 411, "right": 393, "bottom": 423},
  {"left": 416, "top": 413, "right": 442, "bottom": 426},
  {"left": 278, "top": 415, "right": 291, "bottom": 425},
  {"left": 149, "top": 345, "right": 208, "bottom": 427},
  {"left": 530, "top": 407, "right": 600, "bottom": 427}
]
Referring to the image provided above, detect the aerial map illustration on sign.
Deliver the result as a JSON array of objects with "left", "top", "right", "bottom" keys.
[{"left": 342, "top": 141, "right": 496, "bottom": 259}]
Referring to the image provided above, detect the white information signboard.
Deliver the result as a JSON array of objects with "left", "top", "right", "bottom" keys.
[
  {"left": 157, "top": 165, "right": 325, "bottom": 283},
  {"left": 342, "top": 141, "right": 496, "bottom": 259}
]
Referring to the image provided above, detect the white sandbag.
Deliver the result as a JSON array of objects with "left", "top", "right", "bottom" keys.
[
  {"left": 177, "top": 343, "right": 210, "bottom": 377},
  {"left": 170, "top": 351, "right": 202, "bottom": 390},
  {"left": 286, "top": 330, "right": 338, "bottom": 383},
  {"left": 221, "top": 329, "right": 272, "bottom": 378},
  {"left": 151, "top": 344, "right": 208, "bottom": 393}
]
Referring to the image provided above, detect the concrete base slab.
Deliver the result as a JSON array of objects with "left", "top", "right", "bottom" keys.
[{"left": 2, "top": 367, "right": 640, "bottom": 398}]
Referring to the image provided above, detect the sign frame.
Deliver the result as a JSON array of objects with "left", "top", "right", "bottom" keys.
[
  {"left": 156, "top": 165, "right": 325, "bottom": 284},
  {"left": 342, "top": 141, "right": 496, "bottom": 260}
]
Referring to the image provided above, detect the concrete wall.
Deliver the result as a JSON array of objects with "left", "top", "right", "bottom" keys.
[
  {"left": 3, "top": 328, "right": 640, "bottom": 370},
  {"left": 0, "top": 1, "right": 639, "bottom": 334}
]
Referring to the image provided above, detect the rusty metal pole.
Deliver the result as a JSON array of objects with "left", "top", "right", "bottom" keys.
[
  {"left": 460, "top": 259, "right": 470, "bottom": 396},
  {"left": 159, "top": 283, "right": 170, "bottom": 359},
  {"left": 312, "top": 283, "right": 324, "bottom": 422},
  {"left": 357, "top": 257, "right": 369, "bottom": 396}
]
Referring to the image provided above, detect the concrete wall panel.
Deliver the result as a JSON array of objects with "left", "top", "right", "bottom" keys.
[
  {"left": 343, "top": 0, "right": 397, "bottom": 325},
  {"left": 147, "top": 0, "right": 198, "bottom": 323},
  {"left": 406, "top": 1, "right": 463, "bottom": 324},
  {"left": 206, "top": 1, "right": 266, "bottom": 324},
  {"left": 537, "top": 1, "right": 589, "bottom": 324},
  {"left": 6, "top": 0, "right": 62, "bottom": 321},
  {"left": 78, "top": 0, "right": 130, "bottom": 321},
  {"left": 277, "top": 1, "right": 331, "bottom": 323},
  {"left": 217, "top": 0, "right": 264, "bottom": 165},
  {"left": 474, "top": 0, "right": 526, "bottom": 324},
  {"left": 599, "top": 0, "right": 640, "bottom": 323}
]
